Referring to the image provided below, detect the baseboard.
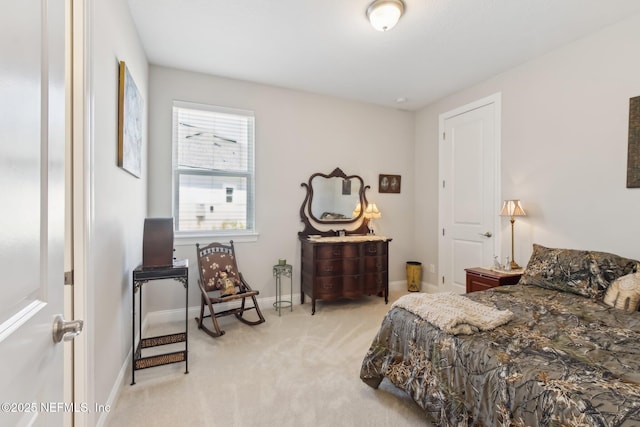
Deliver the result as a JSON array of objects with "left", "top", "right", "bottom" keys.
[
  {"left": 146, "top": 282, "right": 439, "bottom": 325},
  {"left": 389, "top": 280, "right": 404, "bottom": 291},
  {"left": 97, "top": 316, "right": 149, "bottom": 427},
  {"left": 391, "top": 280, "right": 438, "bottom": 294},
  {"left": 421, "top": 281, "right": 440, "bottom": 293},
  {"left": 96, "top": 346, "right": 129, "bottom": 426},
  {"left": 144, "top": 293, "right": 300, "bottom": 325}
]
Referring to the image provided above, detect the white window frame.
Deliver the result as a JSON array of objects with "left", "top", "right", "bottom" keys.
[{"left": 172, "top": 101, "right": 257, "bottom": 245}]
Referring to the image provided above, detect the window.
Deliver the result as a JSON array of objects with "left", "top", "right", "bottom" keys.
[{"left": 172, "top": 101, "right": 255, "bottom": 236}]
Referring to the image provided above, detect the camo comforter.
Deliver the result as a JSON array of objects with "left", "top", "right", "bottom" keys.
[{"left": 360, "top": 284, "right": 640, "bottom": 426}]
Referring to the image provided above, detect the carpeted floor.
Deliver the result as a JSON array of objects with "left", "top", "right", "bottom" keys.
[{"left": 106, "top": 288, "right": 431, "bottom": 426}]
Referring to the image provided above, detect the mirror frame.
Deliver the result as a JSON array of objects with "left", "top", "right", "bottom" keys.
[{"left": 299, "top": 167, "right": 370, "bottom": 236}]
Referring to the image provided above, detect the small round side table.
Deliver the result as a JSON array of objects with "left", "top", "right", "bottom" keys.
[{"left": 273, "top": 264, "right": 293, "bottom": 316}]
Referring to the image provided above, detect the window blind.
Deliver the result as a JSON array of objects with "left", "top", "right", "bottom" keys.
[{"left": 172, "top": 101, "right": 255, "bottom": 234}]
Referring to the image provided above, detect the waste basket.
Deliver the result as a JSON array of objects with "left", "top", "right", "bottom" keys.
[{"left": 406, "top": 261, "right": 422, "bottom": 292}]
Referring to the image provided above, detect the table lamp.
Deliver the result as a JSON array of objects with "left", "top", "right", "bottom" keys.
[
  {"left": 364, "top": 202, "right": 381, "bottom": 234},
  {"left": 500, "top": 200, "right": 526, "bottom": 269}
]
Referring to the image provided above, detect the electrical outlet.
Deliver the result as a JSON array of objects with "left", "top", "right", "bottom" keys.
[{"left": 429, "top": 264, "right": 435, "bottom": 273}]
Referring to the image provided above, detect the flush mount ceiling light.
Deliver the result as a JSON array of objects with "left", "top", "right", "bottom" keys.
[{"left": 366, "top": 0, "right": 405, "bottom": 32}]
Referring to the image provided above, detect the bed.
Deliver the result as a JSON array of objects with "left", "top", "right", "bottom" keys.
[{"left": 360, "top": 244, "right": 640, "bottom": 426}]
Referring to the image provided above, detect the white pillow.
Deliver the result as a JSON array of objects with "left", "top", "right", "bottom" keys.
[{"left": 603, "top": 271, "right": 640, "bottom": 312}]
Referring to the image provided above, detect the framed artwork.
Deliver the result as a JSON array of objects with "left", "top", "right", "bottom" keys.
[
  {"left": 379, "top": 174, "right": 401, "bottom": 193},
  {"left": 342, "top": 179, "right": 351, "bottom": 195},
  {"left": 118, "top": 61, "right": 143, "bottom": 178},
  {"left": 627, "top": 95, "right": 640, "bottom": 188}
]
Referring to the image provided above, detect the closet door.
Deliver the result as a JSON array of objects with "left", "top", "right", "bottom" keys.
[{"left": 439, "top": 95, "right": 500, "bottom": 293}]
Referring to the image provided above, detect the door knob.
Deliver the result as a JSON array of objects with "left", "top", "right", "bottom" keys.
[
  {"left": 52, "top": 314, "right": 84, "bottom": 343},
  {"left": 479, "top": 231, "right": 493, "bottom": 238}
]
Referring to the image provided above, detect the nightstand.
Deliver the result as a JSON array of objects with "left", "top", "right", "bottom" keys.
[{"left": 464, "top": 267, "right": 523, "bottom": 293}]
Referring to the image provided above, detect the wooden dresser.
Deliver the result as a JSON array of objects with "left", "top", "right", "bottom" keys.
[{"left": 300, "top": 236, "right": 391, "bottom": 314}]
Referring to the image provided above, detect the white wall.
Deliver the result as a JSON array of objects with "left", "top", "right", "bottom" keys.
[
  {"left": 91, "top": 0, "right": 148, "bottom": 422},
  {"left": 147, "top": 66, "right": 415, "bottom": 311},
  {"left": 415, "top": 13, "right": 640, "bottom": 285}
]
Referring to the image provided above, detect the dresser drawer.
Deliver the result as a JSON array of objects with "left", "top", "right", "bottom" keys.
[
  {"left": 363, "top": 271, "right": 387, "bottom": 293},
  {"left": 316, "top": 244, "right": 358, "bottom": 259},
  {"left": 314, "top": 276, "right": 342, "bottom": 298},
  {"left": 342, "top": 275, "right": 363, "bottom": 298},
  {"left": 364, "top": 255, "right": 387, "bottom": 272},
  {"left": 314, "top": 258, "right": 359, "bottom": 276},
  {"left": 467, "top": 279, "right": 497, "bottom": 293},
  {"left": 363, "top": 242, "right": 387, "bottom": 256}
]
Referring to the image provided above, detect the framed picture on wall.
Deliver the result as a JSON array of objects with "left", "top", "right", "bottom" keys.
[
  {"left": 379, "top": 174, "right": 401, "bottom": 193},
  {"left": 342, "top": 179, "right": 351, "bottom": 195},
  {"left": 627, "top": 95, "right": 640, "bottom": 188},
  {"left": 117, "top": 60, "right": 143, "bottom": 178}
]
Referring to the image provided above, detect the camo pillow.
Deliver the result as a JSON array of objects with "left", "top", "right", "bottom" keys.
[{"left": 519, "top": 244, "right": 638, "bottom": 299}]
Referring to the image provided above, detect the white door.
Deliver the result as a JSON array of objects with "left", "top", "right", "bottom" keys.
[
  {"left": 0, "top": 1, "right": 75, "bottom": 425},
  {"left": 439, "top": 95, "right": 501, "bottom": 293}
]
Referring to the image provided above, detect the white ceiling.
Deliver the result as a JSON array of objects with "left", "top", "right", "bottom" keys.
[{"left": 127, "top": 0, "right": 640, "bottom": 111}]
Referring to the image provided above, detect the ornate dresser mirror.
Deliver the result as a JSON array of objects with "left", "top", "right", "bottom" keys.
[
  {"left": 298, "top": 167, "right": 391, "bottom": 314},
  {"left": 299, "top": 167, "right": 370, "bottom": 236}
]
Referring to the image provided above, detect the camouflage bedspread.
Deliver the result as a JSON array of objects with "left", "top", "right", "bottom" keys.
[{"left": 360, "top": 284, "right": 640, "bottom": 426}]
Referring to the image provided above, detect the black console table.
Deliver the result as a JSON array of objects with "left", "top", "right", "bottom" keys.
[{"left": 131, "top": 259, "right": 189, "bottom": 385}]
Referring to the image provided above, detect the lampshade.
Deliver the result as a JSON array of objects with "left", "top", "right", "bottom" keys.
[
  {"left": 352, "top": 202, "right": 362, "bottom": 217},
  {"left": 366, "top": 0, "right": 404, "bottom": 32},
  {"left": 500, "top": 200, "right": 526, "bottom": 217},
  {"left": 364, "top": 202, "right": 382, "bottom": 219}
]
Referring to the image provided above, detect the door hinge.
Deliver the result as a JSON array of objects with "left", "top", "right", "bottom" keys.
[
  {"left": 442, "top": 180, "right": 445, "bottom": 189},
  {"left": 64, "top": 270, "right": 74, "bottom": 286},
  {"left": 442, "top": 228, "right": 445, "bottom": 236},
  {"left": 442, "top": 276, "right": 445, "bottom": 284}
]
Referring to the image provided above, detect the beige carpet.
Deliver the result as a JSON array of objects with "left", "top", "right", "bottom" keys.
[{"left": 106, "top": 289, "right": 431, "bottom": 426}]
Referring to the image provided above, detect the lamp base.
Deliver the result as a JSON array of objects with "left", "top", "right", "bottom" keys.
[{"left": 510, "top": 260, "right": 522, "bottom": 270}]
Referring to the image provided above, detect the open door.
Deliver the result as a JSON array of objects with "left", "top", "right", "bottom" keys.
[{"left": 0, "top": 1, "right": 81, "bottom": 425}]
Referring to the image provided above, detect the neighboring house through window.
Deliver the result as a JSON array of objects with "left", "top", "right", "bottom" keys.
[{"left": 172, "top": 101, "right": 255, "bottom": 238}]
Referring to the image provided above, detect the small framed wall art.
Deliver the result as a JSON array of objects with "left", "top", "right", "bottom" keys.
[
  {"left": 342, "top": 179, "right": 351, "bottom": 195},
  {"left": 379, "top": 174, "right": 401, "bottom": 193},
  {"left": 118, "top": 60, "right": 143, "bottom": 178}
]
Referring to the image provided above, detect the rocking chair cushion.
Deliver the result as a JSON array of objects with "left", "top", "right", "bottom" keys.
[
  {"left": 211, "top": 288, "right": 259, "bottom": 303},
  {"left": 195, "top": 241, "right": 266, "bottom": 338},
  {"left": 200, "top": 252, "right": 241, "bottom": 292}
]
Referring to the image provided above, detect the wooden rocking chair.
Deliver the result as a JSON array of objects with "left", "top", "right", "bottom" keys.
[{"left": 195, "top": 241, "right": 266, "bottom": 337}]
